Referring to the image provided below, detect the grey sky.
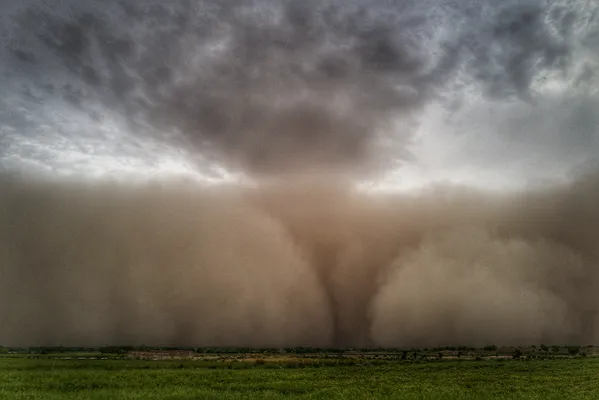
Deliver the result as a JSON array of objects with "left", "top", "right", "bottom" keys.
[{"left": 1, "top": 0, "right": 598, "bottom": 189}]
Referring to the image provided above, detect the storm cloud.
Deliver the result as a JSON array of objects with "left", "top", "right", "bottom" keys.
[
  {"left": 1, "top": 0, "right": 596, "bottom": 178},
  {"left": 1, "top": 0, "right": 599, "bottom": 348}
]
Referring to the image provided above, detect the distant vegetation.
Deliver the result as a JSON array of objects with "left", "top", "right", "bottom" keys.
[
  {"left": 0, "top": 345, "right": 596, "bottom": 361},
  {"left": 1, "top": 354, "right": 599, "bottom": 399}
]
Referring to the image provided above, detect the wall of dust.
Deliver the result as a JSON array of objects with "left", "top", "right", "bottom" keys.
[
  {"left": 0, "top": 171, "right": 598, "bottom": 347},
  {"left": 0, "top": 176, "right": 332, "bottom": 347}
]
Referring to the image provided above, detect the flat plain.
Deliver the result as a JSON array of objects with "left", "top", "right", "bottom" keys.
[{"left": 1, "top": 348, "right": 598, "bottom": 399}]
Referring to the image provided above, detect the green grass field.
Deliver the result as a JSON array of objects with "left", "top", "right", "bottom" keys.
[{"left": 1, "top": 354, "right": 599, "bottom": 399}]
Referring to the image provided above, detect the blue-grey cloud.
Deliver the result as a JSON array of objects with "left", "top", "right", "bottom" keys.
[{"left": 0, "top": 0, "right": 597, "bottom": 178}]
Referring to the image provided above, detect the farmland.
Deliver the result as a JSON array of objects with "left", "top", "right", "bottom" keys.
[{"left": 1, "top": 347, "right": 599, "bottom": 399}]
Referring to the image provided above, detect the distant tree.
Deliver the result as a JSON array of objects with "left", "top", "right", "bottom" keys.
[
  {"left": 568, "top": 346, "right": 580, "bottom": 356},
  {"left": 0, "top": 346, "right": 7, "bottom": 354},
  {"left": 483, "top": 345, "right": 497, "bottom": 351},
  {"left": 552, "top": 346, "right": 560, "bottom": 353},
  {"left": 540, "top": 344, "right": 549, "bottom": 352},
  {"left": 512, "top": 348, "right": 522, "bottom": 359}
]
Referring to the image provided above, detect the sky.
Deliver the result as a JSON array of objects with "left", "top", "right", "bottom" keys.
[
  {"left": 2, "top": 0, "right": 599, "bottom": 348},
  {"left": 1, "top": 0, "right": 598, "bottom": 191}
]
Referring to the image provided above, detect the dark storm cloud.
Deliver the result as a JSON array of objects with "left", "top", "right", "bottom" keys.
[
  {"left": 2, "top": 0, "right": 594, "bottom": 176},
  {"left": 464, "top": 1, "right": 577, "bottom": 101}
]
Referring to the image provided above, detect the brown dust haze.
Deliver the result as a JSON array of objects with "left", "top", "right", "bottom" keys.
[
  {"left": 1, "top": 171, "right": 599, "bottom": 348},
  {"left": 1, "top": 0, "right": 597, "bottom": 349}
]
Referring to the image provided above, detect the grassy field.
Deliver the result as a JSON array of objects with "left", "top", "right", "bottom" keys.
[{"left": 1, "top": 352, "right": 599, "bottom": 399}]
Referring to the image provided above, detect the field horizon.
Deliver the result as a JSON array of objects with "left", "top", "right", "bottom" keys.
[
  {"left": 2, "top": 344, "right": 598, "bottom": 363},
  {"left": 2, "top": 347, "right": 599, "bottom": 399}
]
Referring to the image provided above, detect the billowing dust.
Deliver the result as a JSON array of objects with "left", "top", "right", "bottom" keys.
[{"left": 1, "top": 171, "right": 598, "bottom": 348}]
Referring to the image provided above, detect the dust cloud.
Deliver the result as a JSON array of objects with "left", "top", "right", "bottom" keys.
[
  {"left": 1, "top": 170, "right": 598, "bottom": 348},
  {"left": 1, "top": 0, "right": 597, "bottom": 349}
]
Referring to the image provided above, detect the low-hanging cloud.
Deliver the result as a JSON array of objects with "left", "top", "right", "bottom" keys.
[{"left": 1, "top": 170, "right": 598, "bottom": 348}]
